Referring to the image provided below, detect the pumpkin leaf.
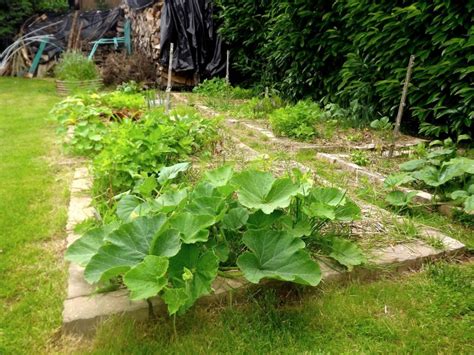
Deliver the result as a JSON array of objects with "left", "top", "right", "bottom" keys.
[
  {"left": 237, "top": 229, "right": 321, "bottom": 286},
  {"left": 123, "top": 255, "right": 169, "bottom": 300},
  {"left": 233, "top": 170, "right": 300, "bottom": 214}
]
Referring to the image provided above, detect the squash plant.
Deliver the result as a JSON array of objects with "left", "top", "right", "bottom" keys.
[
  {"left": 385, "top": 137, "right": 474, "bottom": 213},
  {"left": 66, "top": 164, "right": 363, "bottom": 316}
]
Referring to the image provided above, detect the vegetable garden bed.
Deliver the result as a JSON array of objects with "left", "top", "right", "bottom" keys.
[{"left": 55, "top": 89, "right": 467, "bottom": 336}]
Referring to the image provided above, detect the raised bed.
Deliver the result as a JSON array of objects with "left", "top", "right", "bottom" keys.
[
  {"left": 55, "top": 79, "right": 103, "bottom": 96},
  {"left": 62, "top": 137, "right": 465, "bottom": 336}
]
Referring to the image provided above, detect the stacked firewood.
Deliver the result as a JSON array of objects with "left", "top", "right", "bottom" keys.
[
  {"left": 123, "top": 1, "right": 198, "bottom": 87},
  {"left": 123, "top": 1, "right": 163, "bottom": 61}
]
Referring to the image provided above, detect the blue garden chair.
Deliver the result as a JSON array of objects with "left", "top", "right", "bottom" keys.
[{"left": 88, "top": 19, "right": 132, "bottom": 60}]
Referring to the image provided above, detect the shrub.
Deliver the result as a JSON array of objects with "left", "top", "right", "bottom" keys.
[
  {"left": 193, "top": 78, "right": 253, "bottom": 99},
  {"left": 217, "top": 0, "right": 473, "bottom": 137},
  {"left": 269, "top": 100, "right": 322, "bottom": 140},
  {"left": 54, "top": 52, "right": 99, "bottom": 81}
]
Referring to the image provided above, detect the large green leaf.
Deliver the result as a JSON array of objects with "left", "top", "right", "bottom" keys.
[
  {"left": 385, "top": 190, "right": 418, "bottom": 207},
  {"left": 412, "top": 166, "right": 443, "bottom": 187},
  {"left": 185, "top": 196, "right": 227, "bottom": 219},
  {"left": 329, "top": 237, "right": 365, "bottom": 270},
  {"left": 154, "top": 188, "right": 188, "bottom": 213},
  {"left": 384, "top": 173, "right": 415, "bottom": 189},
  {"left": 167, "top": 245, "right": 219, "bottom": 313},
  {"left": 246, "top": 210, "right": 284, "bottom": 230},
  {"left": 65, "top": 222, "right": 118, "bottom": 267},
  {"left": 134, "top": 176, "right": 158, "bottom": 197},
  {"left": 158, "top": 162, "right": 191, "bottom": 184},
  {"left": 237, "top": 229, "right": 321, "bottom": 286},
  {"left": 171, "top": 212, "right": 215, "bottom": 244},
  {"left": 123, "top": 255, "right": 169, "bottom": 300},
  {"left": 204, "top": 165, "right": 234, "bottom": 187},
  {"left": 464, "top": 195, "right": 474, "bottom": 213},
  {"left": 233, "top": 170, "right": 300, "bottom": 214},
  {"left": 399, "top": 159, "right": 426, "bottom": 172},
  {"left": 304, "top": 187, "right": 360, "bottom": 221},
  {"left": 222, "top": 207, "right": 249, "bottom": 230},
  {"left": 84, "top": 216, "right": 167, "bottom": 283},
  {"left": 150, "top": 229, "right": 181, "bottom": 257},
  {"left": 440, "top": 157, "right": 474, "bottom": 183},
  {"left": 162, "top": 287, "right": 189, "bottom": 315},
  {"left": 116, "top": 195, "right": 147, "bottom": 222}
]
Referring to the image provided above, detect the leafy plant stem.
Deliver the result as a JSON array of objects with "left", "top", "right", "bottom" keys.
[{"left": 146, "top": 298, "right": 156, "bottom": 321}]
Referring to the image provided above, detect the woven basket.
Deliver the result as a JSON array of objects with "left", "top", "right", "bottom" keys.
[{"left": 55, "top": 79, "right": 103, "bottom": 96}]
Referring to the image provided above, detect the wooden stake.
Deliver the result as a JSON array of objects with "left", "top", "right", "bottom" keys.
[
  {"left": 225, "top": 50, "right": 230, "bottom": 83},
  {"left": 165, "top": 42, "right": 174, "bottom": 113},
  {"left": 67, "top": 11, "right": 79, "bottom": 51},
  {"left": 389, "top": 55, "right": 415, "bottom": 158}
]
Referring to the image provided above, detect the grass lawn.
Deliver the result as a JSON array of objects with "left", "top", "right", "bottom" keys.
[
  {"left": 0, "top": 78, "right": 70, "bottom": 353},
  {"left": 0, "top": 79, "right": 472, "bottom": 354}
]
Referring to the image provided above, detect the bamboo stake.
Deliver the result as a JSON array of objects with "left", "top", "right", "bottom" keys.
[
  {"left": 165, "top": 42, "right": 174, "bottom": 113},
  {"left": 225, "top": 49, "right": 230, "bottom": 83},
  {"left": 389, "top": 55, "right": 415, "bottom": 158}
]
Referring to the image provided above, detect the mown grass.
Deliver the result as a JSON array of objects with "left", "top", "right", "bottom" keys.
[
  {"left": 0, "top": 78, "right": 70, "bottom": 353},
  {"left": 69, "top": 262, "right": 473, "bottom": 354},
  {"left": 1, "top": 83, "right": 472, "bottom": 354}
]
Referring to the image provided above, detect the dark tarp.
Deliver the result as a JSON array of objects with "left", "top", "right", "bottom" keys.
[
  {"left": 126, "top": 0, "right": 157, "bottom": 10},
  {"left": 160, "top": 0, "right": 225, "bottom": 78},
  {"left": 23, "top": 8, "right": 122, "bottom": 58}
]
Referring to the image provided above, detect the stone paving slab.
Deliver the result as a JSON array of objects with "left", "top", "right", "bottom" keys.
[{"left": 62, "top": 230, "right": 464, "bottom": 336}]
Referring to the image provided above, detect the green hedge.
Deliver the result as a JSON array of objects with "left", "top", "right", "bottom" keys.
[{"left": 216, "top": 0, "right": 473, "bottom": 137}]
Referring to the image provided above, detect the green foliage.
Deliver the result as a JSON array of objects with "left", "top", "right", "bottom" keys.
[
  {"left": 93, "top": 109, "right": 218, "bottom": 193},
  {"left": 385, "top": 139, "right": 474, "bottom": 213},
  {"left": 235, "top": 95, "right": 285, "bottom": 120},
  {"left": 0, "top": 0, "right": 67, "bottom": 50},
  {"left": 54, "top": 52, "right": 100, "bottom": 81},
  {"left": 370, "top": 117, "right": 393, "bottom": 131},
  {"left": 350, "top": 151, "right": 370, "bottom": 167},
  {"left": 50, "top": 91, "right": 145, "bottom": 156},
  {"left": 217, "top": 0, "right": 473, "bottom": 137},
  {"left": 67, "top": 166, "right": 363, "bottom": 315},
  {"left": 193, "top": 78, "right": 254, "bottom": 99},
  {"left": 116, "top": 80, "right": 142, "bottom": 94},
  {"left": 269, "top": 101, "right": 322, "bottom": 140}
]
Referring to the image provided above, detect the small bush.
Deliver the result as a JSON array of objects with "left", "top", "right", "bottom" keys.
[
  {"left": 54, "top": 52, "right": 99, "bottom": 81},
  {"left": 269, "top": 100, "right": 322, "bottom": 141},
  {"left": 193, "top": 78, "right": 253, "bottom": 99}
]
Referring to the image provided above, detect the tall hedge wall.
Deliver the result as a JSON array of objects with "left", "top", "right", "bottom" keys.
[{"left": 216, "top": 0, "right": 473, "bottom": 137}]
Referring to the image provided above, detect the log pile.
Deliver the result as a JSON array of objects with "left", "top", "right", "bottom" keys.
[{"left": 124, "top": 1, "right": 198, "bottom": 87}]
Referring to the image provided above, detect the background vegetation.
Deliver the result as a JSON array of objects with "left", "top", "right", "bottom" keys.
[
  {"left": 0, "top": 0, "right": 68, "bottom": 51},
  {"left": 216, "top": 0, "right": 473, "bottom": 137}
]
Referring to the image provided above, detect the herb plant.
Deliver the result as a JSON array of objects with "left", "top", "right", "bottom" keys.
[{"left": 54, "top": 52, "right": 99, "bottom": 81}]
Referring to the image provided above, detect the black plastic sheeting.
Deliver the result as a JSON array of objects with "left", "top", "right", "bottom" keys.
[
  {"left": 24, "top": 8, "right": 122, "bottom": 58},
  {"left": 126, "top": 0, "right": 157, "bottom": 10},
  {"left": 160, "top": 0, "right": 225, "bottom": 78}
]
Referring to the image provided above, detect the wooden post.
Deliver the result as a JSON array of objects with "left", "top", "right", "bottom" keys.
[
  {"left": 165, "top": 42, "right": 174, "bottom": 114},
  {"left": 225, "top": 50, "right": 230, "bottom": 84},
  {"left": 389, "top": 55, "right": 415, "bottom": 158},
  {"left": 67, "top": 11, "right": 79, "bottom": 51}
]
